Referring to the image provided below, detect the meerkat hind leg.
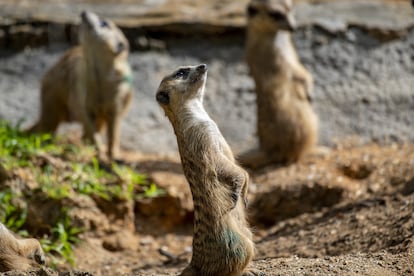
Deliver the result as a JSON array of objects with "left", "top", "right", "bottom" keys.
[{"left": 106, "top": 112, "right": 122, "bottom": 160}]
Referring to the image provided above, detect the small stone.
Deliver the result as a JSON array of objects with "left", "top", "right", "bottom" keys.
[{"left": 102, "top": 230, "right": 139, "bottom": 252}]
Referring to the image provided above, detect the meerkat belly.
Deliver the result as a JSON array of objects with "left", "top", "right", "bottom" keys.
[
  {"left": 187, "top": 180, "right": 250, "bottom": 270},
  {"left": 191, "top": 218, "right": 249, "bottom": 272},
  {"left": 259, "top": 100, "right": 317, "bottom": 162}
]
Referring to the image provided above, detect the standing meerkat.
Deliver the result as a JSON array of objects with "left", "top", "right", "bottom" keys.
[
  {"left": 0, "top": 222, "right": 46, "bottom": 272},
  {"left": 241, "top": 0, "right": 318, "bottom": 168},
  {"left": 156, "top": 64, "right": 262, "bottom": 276},
  {"left": 28, "top": 11, "right": 133, "bottom": 160}
]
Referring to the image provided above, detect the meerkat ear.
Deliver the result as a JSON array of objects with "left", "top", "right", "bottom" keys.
[
  {"left": 116, "top": 42, "right": 126, "bottom": 54},
  {"left": 156, "top": 91, "right": 170, "bottom": 105}
]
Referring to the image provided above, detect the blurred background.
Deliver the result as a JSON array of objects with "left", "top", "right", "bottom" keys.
[
  {"left": 0, "top": 1, "right": 414, "bottom": 275},
  {"left": 0, "top": 0, "right": 413, "bottom": 154}
]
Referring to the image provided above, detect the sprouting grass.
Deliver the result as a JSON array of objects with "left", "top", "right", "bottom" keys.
[
  {"left": 41, "top": 209, "right": 82, "bottom": 267},
  {"left": 0, "top": 120, "right": 161, "bottom": 267},
  {"left": 0, "top": 120, "right": 62, "bottom": 167},
  {"left": 0, "top": 189, "right": 27, "bottom": 235}
]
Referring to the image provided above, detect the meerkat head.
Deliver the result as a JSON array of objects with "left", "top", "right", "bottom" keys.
[
  {"left": 79, "top": 11, "right": 129, "bottom": 58},
  {"left": 156, "top": 64, "right": 208, "bottom": 116},
  {"left": 247, "top": 0, "right": 296, "bottom": 33}
]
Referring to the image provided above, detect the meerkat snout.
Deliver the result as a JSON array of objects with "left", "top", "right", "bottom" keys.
[
  {"left": 247, "top": 0, "right": 296, "bottom": 32},
  {"left": 80, "top": 11, "right": 95, "bottom": 28},
  {"left": 190, "top": 63, "right": 208, "bottom": 83},
  {"left": 196, "top": 63, "right": 207, "bottom": 72}
]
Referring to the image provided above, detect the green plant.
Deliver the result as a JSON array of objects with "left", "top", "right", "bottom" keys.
[
  {"left": 41, "top": 209, "right": 82, "bottom": 267},
  {"left": 143, "top": 183, "right": 165, "bottom": 198},
  {"left": 0, "top": 120, "right": 162, "bottom": 267},
  {"left": 0, "top": 189, "right": 27, "bottom": 234},
  {"left": 0, "top": 121, "right": 57, "bottom": 165}
]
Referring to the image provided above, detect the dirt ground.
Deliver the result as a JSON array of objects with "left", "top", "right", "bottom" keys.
[
  {"left": 95, "top": 142, "right": 414, "bottom": 275},
  {"left": 7, "top": 141, "right": 410, "bottom": 276}
]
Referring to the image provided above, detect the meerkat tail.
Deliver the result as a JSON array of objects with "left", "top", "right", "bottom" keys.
[{"left": 238, "top": 148, "right": 273, "bottom": 169}]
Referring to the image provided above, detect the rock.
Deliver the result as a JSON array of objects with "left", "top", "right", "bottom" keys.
[
  {"left": 135, "top": 171, "right": 193, "bottom": 233},
  {"left": 93, "top": 196, "right": 135, "bottom": 232},
  {"left": 8, "top": 24, "right": 48, "bottom": 50},
  {"left": 0, "top": 0, "right": 411, "bottom": 46},
  {"left": 102, "top": 230, "right": 139, "bottom": 252},
  {"left": 149, "top": 171, "right": 193, "bottom": 212},
  {"left": 26, "top": 195, "right": 63, "bottom": 235},
  {"left": 339, "top": 162, "right": 374, "bottom": 180},
  {"left": 251, "top": 181, "right": 344, "bottom": 226},
  {"left": 26, "top": 193, "right": 111, "bottom": 236},
  {"left": 66, "top": 195, "right": 110, "bottom": 235}
]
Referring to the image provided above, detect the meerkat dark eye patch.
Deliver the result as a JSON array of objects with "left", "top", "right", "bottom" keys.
[
  {"left": 268, "top": 11, "right": 285, "bottom": 21},
  {"left": 247, "top": 6, "right": 258, "bottom": 17},
  {"left": 100, "top": 20, "right": 109, "bottom": 28},
  {"left": 174, "top": 68, "right": 190, "bottom": 79},
  {"left": 156, "top": 91, "right": 170, "bottom": 105}
]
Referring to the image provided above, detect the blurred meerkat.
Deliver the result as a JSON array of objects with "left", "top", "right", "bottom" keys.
[
  {"left": 156, "top": 64, "right": 262, "bottom": 276},
  {"left": 0, "top": 222, "right": 46, "bottom": 272},
  {"left": 28, "top": 11, "right": 133, "bottom": 160},
  {"left": 241, "top": 0, "right": 318, "bottom": 168}
]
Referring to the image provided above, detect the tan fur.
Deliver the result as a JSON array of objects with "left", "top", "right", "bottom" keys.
[
  {"left": 156, "top": 64, "right": 262, "bottom": 276},
  {"left": 241, "top": 0, "right": 318, "bottom": 168},
  {"left": 0, "top": 222, "right": 45, "bottom": 272},
  {"left": 28, "top": 11, "right": 133, "bottom": 160}
]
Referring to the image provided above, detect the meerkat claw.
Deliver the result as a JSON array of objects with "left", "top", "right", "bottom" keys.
[{"left": 34, "top": 250, "right": 46, "bottom": 265}]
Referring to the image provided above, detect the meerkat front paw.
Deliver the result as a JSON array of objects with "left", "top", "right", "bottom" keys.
[
  {"left": 230, "top": 190, "right": 240, "bottom": 209},
  {"left": 241, "top": 171, "right": 250, "bottom": 208},
  {"left": 232, "top": 175, "right": 246, "bottom": 209},
  {"left": 24, "top": 239, "right": 46, "bottom": 265},
  {"left": 33, "top": 248, "right": 46, "bottom": 265}
]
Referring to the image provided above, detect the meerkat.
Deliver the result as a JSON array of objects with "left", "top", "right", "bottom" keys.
[
  {"left": 156, "top": 64, "right": 262, "bottom": 276},
  {"left": 28, "top": 11, "right": 133, "bottom": 160},
  {"left": 0, "top": 222, "right": 46, "bottom": 272},
  {"left": 240, "top": 0, "right": 318, "bottom": 168}
]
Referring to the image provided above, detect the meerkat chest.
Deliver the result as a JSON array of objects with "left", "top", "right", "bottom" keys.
[
  {"left": 274, "top": 32, "right": 298, "bottom": 69},
  {"left": 178, "top": 126, "right": 221, "bottom": 188}
]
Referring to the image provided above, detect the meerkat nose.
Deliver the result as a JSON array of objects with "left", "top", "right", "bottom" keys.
[
  {"left": 197, "top": 64, "right": 207, "bottom": 72},
  {"left": 80, "top": 11, "right": 88, "bottom": 20}
]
